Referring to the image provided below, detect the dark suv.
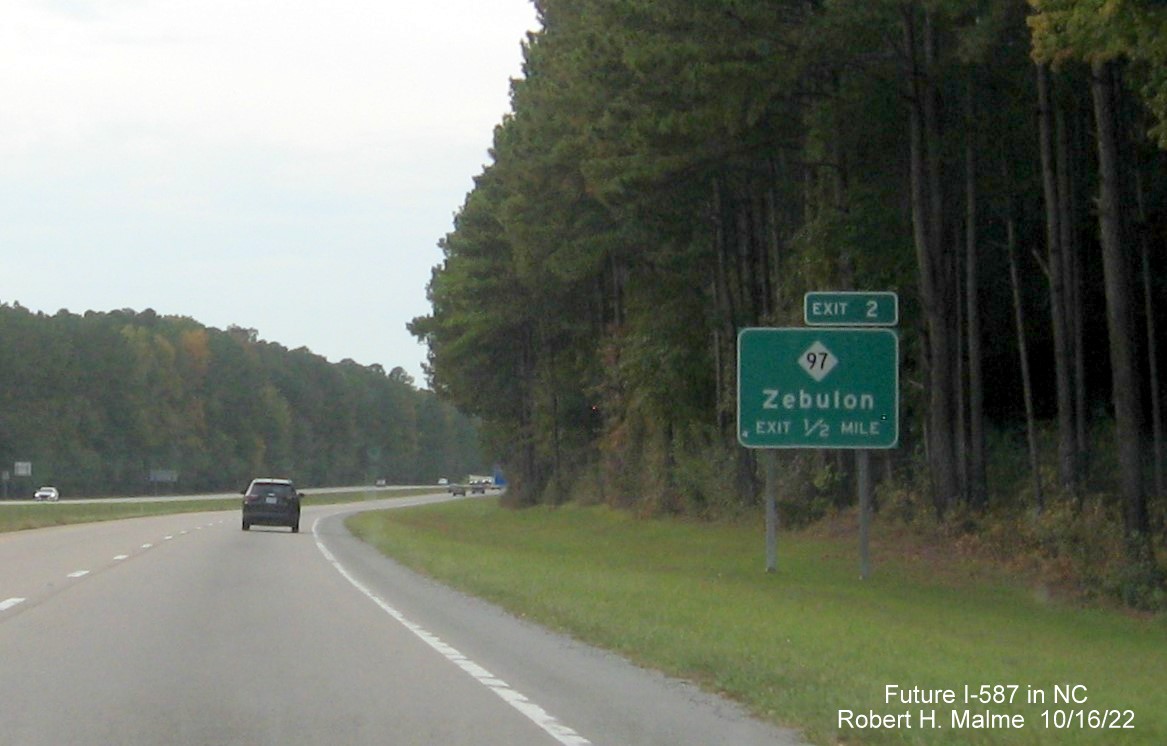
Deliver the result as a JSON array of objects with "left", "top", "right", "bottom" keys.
[{"left": 241, "top": 478, "right": 302, "bottom": 533}]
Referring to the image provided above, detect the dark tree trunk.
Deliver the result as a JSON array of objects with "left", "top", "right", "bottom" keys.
[
  {"left": 1037, "top": 63, "right": 1079, "bottom": 496},
  {"left": 1091, "top": 60, "right": 1152, "bottom": 564},
  {"left": 1135, "top": 168, "right": 1164, "bottom": 501},
  {"left": 965, "top": 110, "right": 987, "bottom": 510},
  {"left": 1060, "top": 99, "right": 1090, "bottom": 486},
  {"left": 904, "top": 6, "right": 959, "bottom": 516},
  {"left": 1006, "top": 207, "right": 1043, "bottom": 511},
  {"left": 955, "top": 232, "right": 968, "bottom": 505}
]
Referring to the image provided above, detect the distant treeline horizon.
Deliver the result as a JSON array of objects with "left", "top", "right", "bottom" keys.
[{"left": 0, "top": 303, "right": 484, "bottom": 497}]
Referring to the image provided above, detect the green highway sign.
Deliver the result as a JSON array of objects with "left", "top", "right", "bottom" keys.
[
  {"left": 804, "top": 291, "right": 898, "bottom": 326},
  {"left": 737, "top": 327, "right": 899, "bottom": 449}
]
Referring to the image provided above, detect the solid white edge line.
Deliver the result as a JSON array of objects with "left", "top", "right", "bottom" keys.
[
  {"left": 312, "top": 516, "right": 591, "bottom": 746},
  {"left": 0, "top": 597, "right": 26, "bottom": 612}
]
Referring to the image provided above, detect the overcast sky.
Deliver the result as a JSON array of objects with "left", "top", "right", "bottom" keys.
[{"left": 0, "top": 0, "right": 539, "bottom": 385}]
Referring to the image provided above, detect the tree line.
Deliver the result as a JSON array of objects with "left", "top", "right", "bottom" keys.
[
  {"left": 411, "top": 0, "right": 1167, "bottom": 600},
  {"left": 0, "top": 304, "right": 484, "bottom": 497}
]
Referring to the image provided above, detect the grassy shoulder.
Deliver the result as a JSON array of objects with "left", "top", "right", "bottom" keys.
[
  {"left": 346, "top": 498, "right": 1166, "bottom": 746},
  {"left": 0, "top": 488, "right": 435, "bottom": 534}
]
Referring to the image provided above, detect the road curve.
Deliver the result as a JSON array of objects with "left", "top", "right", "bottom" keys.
[{"left": 0, "top": 494, "right": 804, "bottom": 745}]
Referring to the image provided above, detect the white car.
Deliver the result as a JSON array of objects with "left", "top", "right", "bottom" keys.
[{"left": 33, "top": 486, "right": 59, "bottom": 502}]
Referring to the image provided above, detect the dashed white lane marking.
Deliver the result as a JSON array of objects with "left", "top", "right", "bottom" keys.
[
  {"left": 312, "top": 517, "right": 591, "bottom": 746},
  {"left": 0, "top": 523, "right": 218, "bottom": 616},
  {"left": 163, "top": 535, "right": 174, "bottom": 541}
]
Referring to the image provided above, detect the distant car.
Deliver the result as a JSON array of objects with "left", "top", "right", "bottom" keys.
[
  {"left": 374, "top": 478, "right": 388, "bottom": 487},
  {"left": 470, "top": 480, "right": 487, "bottom": 495},
  {"left": 449, "top": 483, "right": 466, "bottom": 496},
  {"left": 437, "top": 477, "right": 449, "bottom": 486},
  {"left": 33, "top": 486, "right": 59, "bottom": 502},
  {"left": 241, "top": 478, "right": 302, "bottom": 533}
]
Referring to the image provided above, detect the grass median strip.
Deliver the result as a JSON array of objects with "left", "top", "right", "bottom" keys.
[
  {"left": 347, "top": 498, "right": 1166, "bottom": 745},
  {"left": 0, "top": 489, "right": 435, "bottom": 534}
]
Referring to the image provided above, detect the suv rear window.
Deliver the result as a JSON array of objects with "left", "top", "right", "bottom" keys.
[{"left": 247, "top": 482, "right": 293, "bottom": 498}]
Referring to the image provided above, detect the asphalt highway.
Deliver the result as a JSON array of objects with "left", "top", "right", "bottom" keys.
[{"left": 0, "top": 493, "right": 804, "bottom": 745}]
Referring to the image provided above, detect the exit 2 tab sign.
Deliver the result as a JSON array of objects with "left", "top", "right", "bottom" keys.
[{"left": 804, "top": 291, "right": 898, "bottom": 326}]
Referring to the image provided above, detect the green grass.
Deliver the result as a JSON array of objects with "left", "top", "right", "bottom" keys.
[
  {"left": 347, "top": 499, "right": 1167, "bottom": 745},
  {"left": 0, "top": 488, "right": 436, "bottom": 534}
]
